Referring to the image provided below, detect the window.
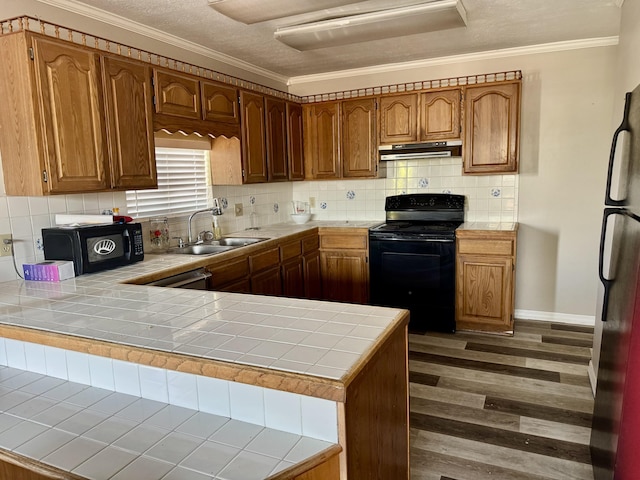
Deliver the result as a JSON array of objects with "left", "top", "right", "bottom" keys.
[{"left": 126, "top": 147, "right": 209, "bottom": 218}]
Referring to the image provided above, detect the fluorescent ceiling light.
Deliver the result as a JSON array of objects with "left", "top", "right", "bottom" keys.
[
  {"left": 208, "top": 0, "right": 362, "bottom": 24},
  {"left": 274, "top": 0, "right": 468, "bottom": 51}
]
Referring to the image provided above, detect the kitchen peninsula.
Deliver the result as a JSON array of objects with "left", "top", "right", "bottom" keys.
[{"left": 0, "top": 223, "right": 409, "bottom": 480}]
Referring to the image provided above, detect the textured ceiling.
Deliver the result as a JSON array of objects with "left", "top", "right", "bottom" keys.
[{"left": 43, "top": 0, "right": 622, "bottom": 79}]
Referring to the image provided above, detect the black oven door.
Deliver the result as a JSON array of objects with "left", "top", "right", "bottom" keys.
[{"left": 369, "top": 236, "right": 456, "bottom": 333}]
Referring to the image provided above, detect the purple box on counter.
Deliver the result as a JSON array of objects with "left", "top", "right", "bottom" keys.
[{"left": 23, "top": 261, "right": 75, "bottom": 282}]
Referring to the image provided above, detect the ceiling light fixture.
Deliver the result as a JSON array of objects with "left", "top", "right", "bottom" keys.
[
  {"left": 274, "top": 0, "right": 468, "bottom": 51},
  {"left": 208, "top": 0, "right": 362, "bottom": 25}
]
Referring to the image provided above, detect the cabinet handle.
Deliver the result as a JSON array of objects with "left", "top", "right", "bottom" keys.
[{"left": 605, "top": 91, "right": 631, "bottom": 207}]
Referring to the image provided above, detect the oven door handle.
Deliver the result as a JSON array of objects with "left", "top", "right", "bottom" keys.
[{"left": 369, "top": 237, "right": 455, "bottom": 243}]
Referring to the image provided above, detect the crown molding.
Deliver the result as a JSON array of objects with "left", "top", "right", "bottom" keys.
[
  {"left": 288, "top": 36, "right": 620, "bottom": 86},
  {"left": 35, "top": 0, "right": 289, "bottom": 86}
]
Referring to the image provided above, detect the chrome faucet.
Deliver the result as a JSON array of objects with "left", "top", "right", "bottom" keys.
[{"left": 187, "top": 199, "right": 222, "bottom": 244}]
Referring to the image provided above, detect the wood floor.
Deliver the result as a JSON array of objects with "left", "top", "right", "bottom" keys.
[{"left": 409, "top": 319, "right": 595, "bottom": 480}]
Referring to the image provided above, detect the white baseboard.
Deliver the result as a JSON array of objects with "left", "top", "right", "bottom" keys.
[
  {"left": 514, "top": 309, "right": 595, "bottom": 326},
  {"left": 588, "top": 360, "right": 597, "bottom": 397}
]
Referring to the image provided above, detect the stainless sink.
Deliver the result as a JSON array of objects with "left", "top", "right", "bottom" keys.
[
  {"left": 217, "top": 237, "right": 268, "bottom": 246},
  {"left": 167, "top": 244, "right": 237, "bottom": 255}
]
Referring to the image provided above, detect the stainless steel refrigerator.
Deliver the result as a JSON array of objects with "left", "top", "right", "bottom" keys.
[{"left": 590, "top": 85, "right": 640, "bottom": 479}]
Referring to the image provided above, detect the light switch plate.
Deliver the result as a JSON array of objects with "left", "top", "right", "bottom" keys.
[
  {"left": 309, "top": 197, "right": 316, "bottom": 208},
  {"left": 235, "top": 203, "right": 244, "bottom": 216},
  {"left": 0, "top": 234, "right": 12, "bottom": 257}
]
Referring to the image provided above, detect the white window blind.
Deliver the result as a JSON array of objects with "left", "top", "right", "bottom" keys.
[{"left": 126, "top": 147, "right": 209, "bottom": 218}]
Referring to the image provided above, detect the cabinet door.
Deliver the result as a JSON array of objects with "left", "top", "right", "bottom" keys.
[
  {"left": 303, "top": 251, "right": 322, "bottom": 300},
  {"left": 102, "top": 56, "right": 156, "bottom": 190},
  {"left": 463, "top": 82, "right": 520, "bottom": 174},
  {"left": 420, "top": 89, "right": 461, "bottom": 141},
  {"left": 320, "top": 250, "right": 369, "bottom": 304},
  {"left": 287, "top": 103, "right": 305, "bottom": 181},
  {"left": 456, "top": 254, "right": 513, "bottom": 332},
  {"left": 251, "top": 266, "right": 283, "bottom": 296},
  {"left": 304, "top": 102, "right": 340, "bottom": 179},
  {"left": 154, "top": 70, "right": 201, "bottom": 119},
  {"left": 201, "top": 80, "right": 239, "bottom": 124},
  {"left": 282, "top": 258, "right": 305, "bottom": 298},
  {"left": 240, "top": 90, "right": 268, "bottom": 183},
  {"left": 342, "top": 98, "right": 377, "bottom": 178},
  {"left": 379, "top": 94, "right": 418, "bottom": 144},
  {"left": 32, "top": 36, "right": 110, "bottom": 193},
  {"left": 265, "top": 97, "right": 288, "bottom": 181}
]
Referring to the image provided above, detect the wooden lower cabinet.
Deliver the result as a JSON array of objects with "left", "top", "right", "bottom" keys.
[
  {"left": 303, "top": 251, "right": 322, "bottom": 299},
  {"left": 251, "top": 266, "right": 283, "bottom": 296},
  {"left": 455, "top": 228, "right": 518, "bottom": 334},
  {"left": 319, "top": 229, "right": 369, "bottom": 304}
]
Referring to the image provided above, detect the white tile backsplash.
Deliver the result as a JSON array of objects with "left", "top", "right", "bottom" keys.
[
  {"left": 196, "top": 375, "right": 231, "bottom": 417},
  {"left": 138, "top": 365, "right": 169, "bottom": 403},
  {"left": 229, "top": 382, "right": 265, "bottom": 426},
  {"left": 66, "top": 351, "right": 91, "bottom": 385},
  {"left": 300, "top": 396, "right": 338, "bottom": 443},
  {"left": 24, "top": 343, "right": 47, "bottom": 375},
  {"left": 44, "top": 346, "right": 68, "bottom": 380},
  {"left": 264, "top": 389, "right": 302, "bottom": 435},
  {"left": 167, "top": 371, "right": 198, "bottom": 410},
  {"left": 5, "top": 339, "right": 26, "bottom": 369},
  {"left": 88, "top": 356, "right": 115, "bottom": 391}
]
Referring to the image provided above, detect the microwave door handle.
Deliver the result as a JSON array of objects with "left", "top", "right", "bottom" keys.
[
  {"left": 123, "top": 229, "right": 131, "bottom": 260},
  {"left": 605, "top": 92, "right": 631, "bottom": 206}
]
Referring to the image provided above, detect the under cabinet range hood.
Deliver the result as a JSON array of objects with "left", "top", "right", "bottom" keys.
[{"left": 379, "top": 140, "right": 462, "bottom": 160}]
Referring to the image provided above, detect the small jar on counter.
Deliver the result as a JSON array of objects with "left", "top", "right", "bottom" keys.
[{"left": 149, "top": 217, "right": 170, "bottom": 251}]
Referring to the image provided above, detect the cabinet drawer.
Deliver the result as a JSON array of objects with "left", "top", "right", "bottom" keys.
[
  {"left": 320, "top": 234, "right": 367, "bottom": 250},
  {"left": 457, "top": 238, "right": 514, "bottom": 256},
  {"left": 207, "top": 257, "right": 249, "bottom": 288},
  {"left": 280, "top": 240, "right": 302, "bottom": 261},
  {"left": 302, "top": 235, "right": 319, "bottom": 253},
  {"left": 250, "top": 247, "right": 280, "bottom": 272}
]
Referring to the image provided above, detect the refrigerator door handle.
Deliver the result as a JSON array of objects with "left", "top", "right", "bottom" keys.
[
  {"left": 598, "top": 208, "right": 618, "bottom": 322},
  {"left": 605, "top": 92, "right": 632, "bottom": 207}
]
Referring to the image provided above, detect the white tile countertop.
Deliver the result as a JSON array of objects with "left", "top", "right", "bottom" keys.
[
  {"left": 0, "top": 220, "right": 408, "bottom": 479},
  {"left": 0, "top": 365, "right": 335, "bottom": 479},
  {"left": 0, "top": 281, "right": 403, "bottom": 382}
]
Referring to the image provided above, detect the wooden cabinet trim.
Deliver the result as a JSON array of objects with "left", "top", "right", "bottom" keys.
[
  {"left": 207, "top": 257, "right": 249, "bottom": 288},
  {"left": 320, "top": 234, "right": 367, "bottom": 250},
  {"left": 250, "top": 247, "right": 281, "bottom": 273}
]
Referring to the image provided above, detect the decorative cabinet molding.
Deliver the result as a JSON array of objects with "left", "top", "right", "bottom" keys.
[
  {"left": 463, "top": 82, "right": 521, "bottom": 174},
  {"left": 0, "top": 32, "right": 156, "bottom": 195},
  {"left": 455, "top": 228, "right": 518, "bottom": 334}
]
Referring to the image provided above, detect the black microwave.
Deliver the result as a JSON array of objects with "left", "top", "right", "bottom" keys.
[{"left": 42, "top": 223, "right": 144, "bottom": 275}]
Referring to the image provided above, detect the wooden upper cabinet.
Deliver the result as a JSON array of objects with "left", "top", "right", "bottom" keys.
[
  {"left": 153, "top": 70, "right": 201, "bottom": 119},
  {"left": 420, "top": 89, "right": 461, "bottom": 141},
  {"left": 342, "top": 98, "right": 377, "bottom": 178},
  {"left": 265, "top": 97, "right": 288, "bottom": 181},
  {"left": 240, "top": 90, "right": 268, "bottom": 183},
  {"left": 102, "top": 55, "right": 156, "bottom": 190},
  {"left": 32, "top": 36, "right": 110, "bottom": 193},
  {"left": 379, "top": 94, "right": 418, "bottom": 144},
  {"left": 201, "top": 81, "right": 239, "bottom": 124},
  {"left": 304, "top": 102, "right": 341, "bottom": 180},
  {"left": 0, "top": 32, "right": 159, "bottom": 195},
  {"left": 286, "top": 102, "right": 305, "bottom": 181},
  {"left": 463, "top": 82, "right": 520, "bottom": 174}
]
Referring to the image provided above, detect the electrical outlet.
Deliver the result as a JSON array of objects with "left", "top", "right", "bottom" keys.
[
  {"left": 0, "top": 234, "right": 12, "bottom": 257},
  {"left": 235, "top": 203, "right": 244, "bottom": 216},
  {"left": 309, "top": 197, "right": 316, "bottom": 208}
]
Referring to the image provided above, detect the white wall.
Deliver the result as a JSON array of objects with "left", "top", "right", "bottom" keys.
[{"left": 289, "top": 46, "right": 617, "bottom": 321}]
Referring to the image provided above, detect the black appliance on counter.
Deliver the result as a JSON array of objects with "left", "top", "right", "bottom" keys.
[
  {"left": 42, "top": 223, "right": 144, "bottom": 275},
  {"left": 369, "top": 193, "right": 465, "bottom": 333}
]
